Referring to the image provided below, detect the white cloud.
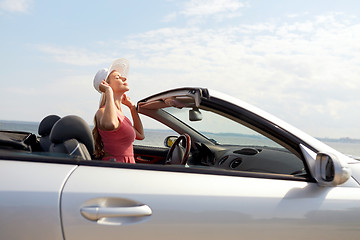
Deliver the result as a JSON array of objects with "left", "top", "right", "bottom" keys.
[
  {"left": 125, "top": 14, "right": 359, "bottom": 137},
  {"left": 0, "top": 0, "right": 32, "bottom": 13},
  {"left": 182, "top": 0, "right": 244, "bottom": 17},
  {"left": 162, "top": 12, "right": 178, "bottom": 23},
  {"left": 164, "top": 0, "right": 245, "bottom": 23},
  {"left": 36, "top": 45, "right": 113, "bottom": 66},
  {"left": 32, "top": 13, "right": 360, "bottom": 137}
]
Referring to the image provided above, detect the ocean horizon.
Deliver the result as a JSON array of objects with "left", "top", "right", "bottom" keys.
[{"left": 1, "top": 119, "right": 360, "bottom": 157}]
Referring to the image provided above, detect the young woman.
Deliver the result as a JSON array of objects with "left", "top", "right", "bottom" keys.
[{"left": 92, "top": 58, "right": 144, "bottom": 163}]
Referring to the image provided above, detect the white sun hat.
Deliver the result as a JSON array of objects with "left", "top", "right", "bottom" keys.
[{"left": 93, "top": 58, "right": 129, "bottom": 93}]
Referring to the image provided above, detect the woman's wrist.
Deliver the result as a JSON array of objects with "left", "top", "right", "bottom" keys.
[
  {"left": 130, "top": 104, "right": 137, "bottom": 111},
  {"left": 104, "top": 88, "right": 114, "bottom": 97}
]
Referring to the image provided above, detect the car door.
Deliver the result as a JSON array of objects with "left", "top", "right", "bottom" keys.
[
  {"left": 61, "top": 163, "right": 360, "bottom": 240},
  {"left": 0, "top": 160, "right": 77, "bottom": 240}
]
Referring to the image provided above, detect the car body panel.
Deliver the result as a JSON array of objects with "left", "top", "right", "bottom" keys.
[
  {"left": 347, "top": 163, "right": 360, "bottom": 185},
  {"left": 0, "top": 160, "right": 76, "bottom": 240},
  {"left": 61, "top": 165, "right": 360, "bottom": 240}
]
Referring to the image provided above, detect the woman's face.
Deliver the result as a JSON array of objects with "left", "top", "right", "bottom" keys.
[{"left": 107, "top": 70, "right": 129, "bottom": 93}]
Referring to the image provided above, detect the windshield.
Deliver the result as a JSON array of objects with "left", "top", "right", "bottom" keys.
[{"left": 164, "top": 107, "right": 284, "bottom": 149}]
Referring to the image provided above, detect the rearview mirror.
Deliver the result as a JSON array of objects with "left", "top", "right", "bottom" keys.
[
  {"left": 189, "top": 108, "right": 202, "bottom": 121},
  {"left": 315, "top": 152, "right": 351, "bottom": 186}
]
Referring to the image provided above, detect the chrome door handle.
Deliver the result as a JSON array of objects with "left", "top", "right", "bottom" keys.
[{"left": 81, "top": 205, "right": 152, "bottom": 221}]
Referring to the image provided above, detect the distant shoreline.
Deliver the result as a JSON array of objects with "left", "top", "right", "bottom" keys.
[
  {"left": 0, "top": 120, "right": 39, "bottom": 124},
  {"left": 317, "top": 137, "right": 360, "bottom": 144},
  {"left": 0, "top": 119, "right": 359, "bottom": 143}
]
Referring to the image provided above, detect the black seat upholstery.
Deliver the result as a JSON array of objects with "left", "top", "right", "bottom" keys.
[
  {"left": 38, "top": 115, "right": 61, "bottom": 151},
  {"left": 49, "top": 115, "right": 94, "bottom": 160}
]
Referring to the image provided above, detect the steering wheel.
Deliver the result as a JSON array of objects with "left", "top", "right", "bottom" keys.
[{"left": 165, "top": 134, "right": 191, "bottom": 165}]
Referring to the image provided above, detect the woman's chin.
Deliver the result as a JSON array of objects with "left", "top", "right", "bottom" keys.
[{"left": 116, "top": 86, "right": 130, "bottom": 93}]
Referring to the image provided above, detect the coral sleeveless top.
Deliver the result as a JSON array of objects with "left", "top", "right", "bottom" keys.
[{"left": 98, "top": 111, "right": 136, "bottom": 163}]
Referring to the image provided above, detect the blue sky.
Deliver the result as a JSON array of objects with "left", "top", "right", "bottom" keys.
[{"left": 0, "top": 0, "right": 359, "bottom": 138}]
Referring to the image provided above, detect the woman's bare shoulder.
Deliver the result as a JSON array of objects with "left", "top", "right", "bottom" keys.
[
  {"left": 96, "top": 107, "right": 105, "bottom": 114},
  {"left": 95, "top": 108, "right": 105, "bottom": 121}
]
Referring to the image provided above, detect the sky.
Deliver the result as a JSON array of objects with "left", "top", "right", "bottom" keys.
[{"left": 0, "top": 0, "right": 359, "bottom": 139}]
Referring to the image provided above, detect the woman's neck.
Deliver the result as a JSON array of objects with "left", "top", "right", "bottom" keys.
[{"left": 113, "top": 92, "right": 124, "bottom": 112}]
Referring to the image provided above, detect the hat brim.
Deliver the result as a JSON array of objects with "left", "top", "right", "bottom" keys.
[{"left": 105, "top": 58, "right": 129, "bottom": 81}]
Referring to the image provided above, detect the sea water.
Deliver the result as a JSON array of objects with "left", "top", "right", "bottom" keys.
[{"left": 1, "top": 120, "right": 359, "bottom": 157}]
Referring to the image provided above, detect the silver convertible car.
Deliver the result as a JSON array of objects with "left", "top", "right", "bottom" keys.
[{"left": 1, "top": 87, "right": 360, "bottom": 240}]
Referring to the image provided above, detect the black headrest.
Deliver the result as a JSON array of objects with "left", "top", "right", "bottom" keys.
[
  {"left": 50, "top": 115, "right": 94, "bottom": 155},
  {"left": 38, "top": 115, "right": 61, "bottom": 136}
]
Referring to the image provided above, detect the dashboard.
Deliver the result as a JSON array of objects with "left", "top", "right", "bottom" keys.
[{"left": 192, "top": 142, "right": 306, "bottom": 175}]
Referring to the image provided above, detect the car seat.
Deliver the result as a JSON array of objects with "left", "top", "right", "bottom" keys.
[
  {"left": 38, "top": 115, "right": 61, "bottom": 151},
  {"left": 49, "top": 115, "right": 94, "bottom": 160}
]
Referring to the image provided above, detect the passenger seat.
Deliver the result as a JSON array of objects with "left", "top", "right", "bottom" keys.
[{"left": 38, "top": 115, "right": 61, "bottom": 151}]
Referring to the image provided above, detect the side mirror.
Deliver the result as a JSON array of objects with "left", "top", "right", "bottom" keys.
[
  {"left": 164, "top": 136, "right": 178, "bottom": 148},
  {"left": 315, "top": 152, "right": 351, "bottom": 186},
  {"left": 189, "top": 108, "right": 202, "bottom": 121}
]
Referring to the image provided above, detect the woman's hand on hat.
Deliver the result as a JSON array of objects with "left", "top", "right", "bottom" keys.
[{"left": 99, "top": 80, "right": 112, "bottom": 94}]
